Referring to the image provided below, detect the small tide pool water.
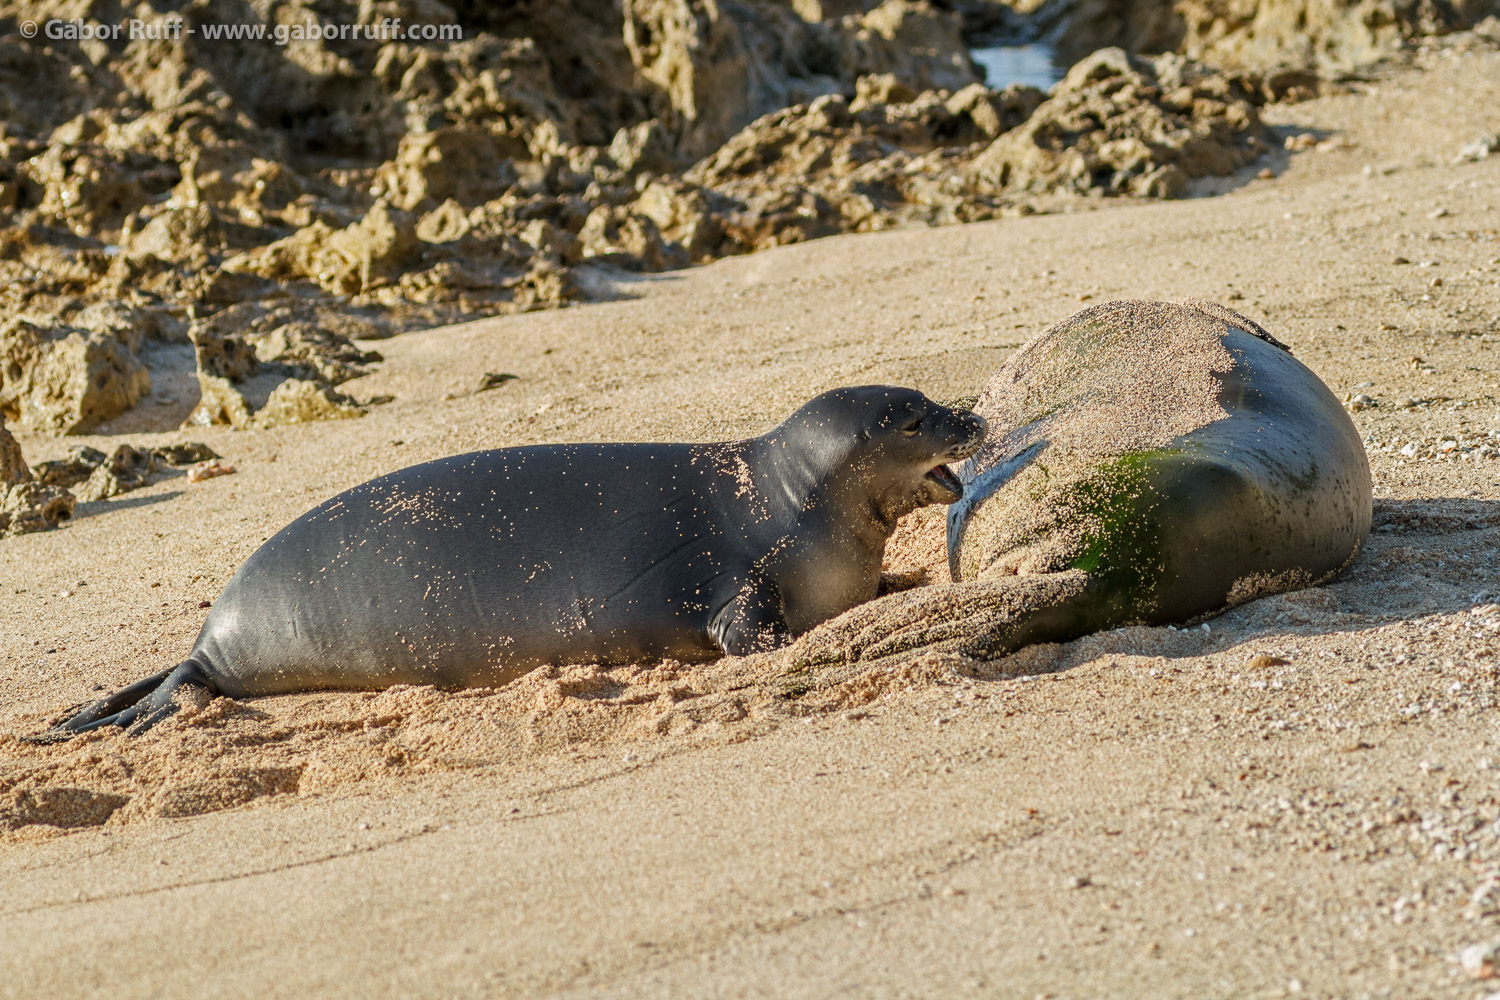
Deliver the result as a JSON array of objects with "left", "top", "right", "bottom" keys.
[{"left": 969, "top": 43, "right": 1066, "bottom": 90}]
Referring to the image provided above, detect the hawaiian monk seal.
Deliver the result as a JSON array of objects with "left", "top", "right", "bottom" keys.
[
  {"left": 44, "top": 386, "right": 985, "bottom": 736},
  {"left": 791, "top": 300, "right": 1371, "bottom": 666}
]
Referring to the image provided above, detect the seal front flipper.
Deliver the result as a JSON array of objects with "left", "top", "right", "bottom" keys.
[
  {"left": 789, "top": 570, "right": 1102, "bottom": 667},
  {"left": 710, "top": 578, "right": 793, "bottom": 656},
  {"left": 35, "top": 660, "right": 218, "bottom": 741}
]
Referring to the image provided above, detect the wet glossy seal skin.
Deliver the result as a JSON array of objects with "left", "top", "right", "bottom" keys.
[
  {"left": 791, "top": 300, "right": 1372, "bottom": 666},
  {"left": 41, "top": 386, "right": 985, "bottom": 737}
]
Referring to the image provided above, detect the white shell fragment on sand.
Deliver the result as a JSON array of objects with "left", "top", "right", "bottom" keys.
[{"left": 1461, "top": 941, "right": 1500, "bottom": 979}]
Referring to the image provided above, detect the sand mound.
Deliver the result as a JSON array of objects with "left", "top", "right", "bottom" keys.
[{"left": 0, "top": 656, "right": 792, "bottom": 837}]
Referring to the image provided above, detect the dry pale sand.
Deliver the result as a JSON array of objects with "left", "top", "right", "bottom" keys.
[{"left": 3, "top": 46, "right": 1500, "bottom": 999}]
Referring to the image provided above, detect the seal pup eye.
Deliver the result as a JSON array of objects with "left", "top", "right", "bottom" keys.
[{"left": 899, "top": 416, "right": 923, "bottom": 436}]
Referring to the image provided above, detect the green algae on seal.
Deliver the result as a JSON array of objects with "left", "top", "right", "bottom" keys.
[{"left": 792, "top": 299, "right": 1372, "bottom": 665}]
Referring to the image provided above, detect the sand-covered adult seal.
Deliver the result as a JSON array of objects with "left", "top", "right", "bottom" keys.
[
  {"left": 43, "top": 386, "right": 985, "bottom": 736},
  {"left": 793, "top": 300, "right": 1371, "bottom": 665}
]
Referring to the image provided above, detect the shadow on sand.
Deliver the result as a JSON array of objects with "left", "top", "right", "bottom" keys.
[{"left": 993, "top": 495, "right": 1498, "bottom": 674}]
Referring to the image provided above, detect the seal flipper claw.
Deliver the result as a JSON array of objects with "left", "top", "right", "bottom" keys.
[
  {"left": 40, "top": 660, "right": 217, "bottom": 740},
  {"left": 711, "top": 579, "right": 793, "bottom": 656}
]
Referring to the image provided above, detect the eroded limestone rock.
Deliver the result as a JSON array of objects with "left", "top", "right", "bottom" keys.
[
  {"left": 578, "top": 205, "right": 691, "bottom": 271},
  {"left": 74, "top": 445, "right": 164, "bottom": 503},
  {"left": 0, "top": 0, "right": 1400, "bottom": 438},
  {"left": 221, "top": 200, "right": 421, "bottom": 297},
  {"left": 0, "top": 480, "right": 77, "bottom": 536},
  {"left": 254, "top": 379, "right": 366, "bottom": 427},
  {"left": 0, "top": 414, "right": 28, "bottom": 486},
  {"left": 31, "top": 446, "right": 107, "bottom": 488},
  {"left": 191, "top": 327, "right": 260, "bottom": 383},
  {"left": 0, "top": 320, "right": 151, "bottom": 434},
  {"left": 22, "top": 439, "right": 219, "bottom": 508},
  {"left": 0, "top": 416, "right": 76, "bottom": 536},
  {"left": 965, "top": 49, "right": 1266, "bottom": 198},
  {"left": 185, "top": 372, "right": 257, "bottom": 429},
  {"left": 1046, "top": 0, "right": 1499, "bottom": 69}
]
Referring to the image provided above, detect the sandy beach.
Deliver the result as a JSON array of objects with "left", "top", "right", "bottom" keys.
[{"left": 3, "top": 43, "right": 1500, "bottom": 999}]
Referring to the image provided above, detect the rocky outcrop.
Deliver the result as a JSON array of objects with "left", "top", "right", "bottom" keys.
[
  {"left": 182, "top": 302, "right": 381, "bottom": 430},
  {"left": 679, "top": 87, "right": 1015, "bottom": 250},
  {"left": 0, "top": 0, "right": 994, "bottom": 439},
  {"left": 1178, "top": 0, "right": 1499, "bottom": 70},
  {"left": 1032, "top": 0, "right": 1500, "bottom": 70},
  {"left": 669, "top": 47, "right": 1262, "bottom": 252},
  {"left": 31, "top": 446, "right": 107, "bottom": 488},
  {"left": 4, "top": 437, "right": 221, "bottom": 533},
  {"left": 623, "top": 0, "right": 980, "bottom": 157},
  {"left": 191, "top": 327, "right": 259, "bottom": 383},
  {"left": 0, "top": 416, "right": 76, "bottom": 536},
  {"left": 186, "top": 373, "right": 256, "bottom": 430},
  {"left": 0, "top": 318, "right": 151, "bottom": 434},
  {"left": 74, "top": 445, "right": 165, "bottom": 504},
  {"left": 185, "top": 369, "right": 367, "bottom": 430},
  {"left": 0, "top": 414, "right": 27, "bottom": 486},
  {"left": 966, "top": 48, "right": 1266, "bottom": 197},
  {"left": 221, "top": 200, "right": 422, "bottom": 298},
  {"left": 0, "top": 0, "right": 1333, "bottom": 441},
  {"left": 0, "top": 480, "right": 77, "bottom": 536},
  {"left": 253, "top": 379, "right": 367, "bottom": 428},
  {"left": 68, "top": 440, "right": 219, "bottom": 501}
]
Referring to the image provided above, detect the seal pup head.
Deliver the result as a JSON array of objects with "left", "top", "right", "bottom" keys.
[{"left": 773, "top": 385, "right": 988, "bottom": 525}]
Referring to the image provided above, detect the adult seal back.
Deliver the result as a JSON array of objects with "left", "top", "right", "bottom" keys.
[
  {"left": 792, "top": 300, "right": 1371, "bottom": 665},
  {"left": 42, "top": 386, "right": 986, "bottom": 737}
]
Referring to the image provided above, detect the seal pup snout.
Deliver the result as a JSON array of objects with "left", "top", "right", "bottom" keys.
[
  {"left": 878, "top": 397, "right": 986, "bottom": 506},
  {"left": 922, "top": 412, "right": 987, "bottom": 501},
  {"left": 775, "top": 386, "right": 988, "bottom": 516}
]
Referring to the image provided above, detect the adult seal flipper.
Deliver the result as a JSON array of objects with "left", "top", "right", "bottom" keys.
[
  {"left": 37, "top": 386, "right": 986, "bottom": 739},
  {"left": 791, "top": 300, "right": 1372, "bottom": 667}
]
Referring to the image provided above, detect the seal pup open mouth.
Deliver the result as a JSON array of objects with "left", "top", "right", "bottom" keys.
[
  {"left": 907, "top": 412, "right": 987, "bottom": 505},
  {"left": 926, "top": 461, "right": 964, "bottom": 496}
]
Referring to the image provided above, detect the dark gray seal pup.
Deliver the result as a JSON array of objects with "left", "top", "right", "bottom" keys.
[
  {"left": 792, "top": 300, "right": 1371, "bottom": 665},
  {"left": 43, "top": 386, "right": 985, "bottom": 736}
]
